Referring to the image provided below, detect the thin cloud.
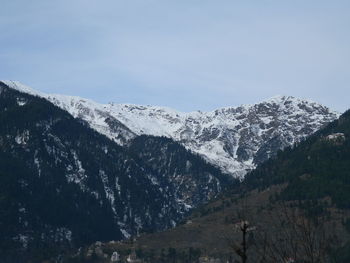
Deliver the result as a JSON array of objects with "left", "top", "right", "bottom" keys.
[{"left": 0, "top": 1, "right": 349, "bottom": 112}]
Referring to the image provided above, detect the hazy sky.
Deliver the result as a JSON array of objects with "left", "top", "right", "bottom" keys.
[{"left": 1, "top": 0, "right": 349, "bottom": 112}]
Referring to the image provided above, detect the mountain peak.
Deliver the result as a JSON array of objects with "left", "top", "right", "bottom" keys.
[
  {"left": 262, "top": 95, "right": 319, "bottom": 108},
  {"left": 1, "top": 81, "right": 340, "bottom": 178}
]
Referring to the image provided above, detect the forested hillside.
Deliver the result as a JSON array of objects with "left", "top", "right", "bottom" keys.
[
  {"left": 244, "top": 109, "right": 350, "bottom": 209},
  {"left": 70, "top": 110, "right": 350, "bottom": 263},
  {"left": 0, "top": 82, "right": 232, "bottom": 262}
]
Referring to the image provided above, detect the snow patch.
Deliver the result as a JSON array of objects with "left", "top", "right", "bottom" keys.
[
  {"left": 15, "top": 130, "right": 30, "bottom": 145},
  {"left": 120, "top": 229, "right": 131, "bottom": 239},
  {"left": 66, "top": 150, "right": 87, "bottom": 190},
  {"left": 16, "top": 97, "right": 27, "bottom": 106},
  {"left": 100, "top": 170, "right": 116, "bottom": 215}
]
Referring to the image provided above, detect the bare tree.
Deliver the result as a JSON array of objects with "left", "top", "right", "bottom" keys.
[
  {"left": 252, "top": 201, "right": 335, "bottom": 263},
  {"left": 230, "top": 220, "right": 257, "bottom": 263},
  {"left": 225, "top": 194, "right": 257, "bottom": 263},
  {"left": 225, "top": 193, "right": 339, "bottom": 263}
]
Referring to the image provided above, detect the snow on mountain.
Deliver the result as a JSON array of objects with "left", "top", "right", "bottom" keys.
[{"left": 3, "top": 80, "right": 340, "bottom": 178}]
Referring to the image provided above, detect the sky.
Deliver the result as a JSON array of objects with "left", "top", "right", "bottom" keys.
[{"left": 0, "top": 0, "right": 349, "bottom": 112}]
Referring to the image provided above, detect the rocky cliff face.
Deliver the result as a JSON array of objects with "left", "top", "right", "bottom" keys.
[{"left": 2, "top": 81, "right": 339, "bottom": 179}]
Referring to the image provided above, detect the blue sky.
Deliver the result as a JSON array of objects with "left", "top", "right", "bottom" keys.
[{"left": 1, "top": 0, "right": 349, "bottom": 112}]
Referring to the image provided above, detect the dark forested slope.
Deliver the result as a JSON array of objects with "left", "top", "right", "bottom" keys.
[
  {"left": 244, "top": 109, "right": 350, "bottom": 209},
  {"left": 0, "top": 82, "right": 232, "bottom": 262},
  {"left": 76, "top": 109, "right": 350, "bottom": 263}
]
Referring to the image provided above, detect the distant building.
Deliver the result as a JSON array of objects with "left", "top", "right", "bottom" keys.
[
  {"left": 186, "top": 220, "right": 193, "bottom": 225},
  {"left": 111, "top": 251, "right": 120, "bottom": 262},
  {"left": 199, "top": 256, "right": 221, "bottom": 263},
  {"left": 126, "top": 249, "right": 142, "bottom": 263}
]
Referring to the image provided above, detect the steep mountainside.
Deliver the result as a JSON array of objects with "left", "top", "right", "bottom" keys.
[
  {"left": 128, "top": 136, "right": 235, "bottom": 209},
  {"left": 243, "top": 109, "right": 350, "bottom": 209},
  {"left": 0, "top": 82, "right": 232, "bottom": 262},
  {"left": 72, "top": 109, "right": 350, "bottom": 263},
  {"left": 2, "top": 81, "right": 339, "bottom": 178}
]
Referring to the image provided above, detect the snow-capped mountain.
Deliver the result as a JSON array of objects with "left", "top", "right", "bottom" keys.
[
  {"left": 0, "top": 82, "right": 234, "bottom": 261},
  {"left": 3, "top": 80, "right": 339, "bottom": 179}
]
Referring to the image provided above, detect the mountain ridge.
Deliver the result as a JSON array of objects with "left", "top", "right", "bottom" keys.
[
  {"left": 2, "top": 80, "right": 340, "bottom": 178},
  {"left": 1, "top": 81, "right": 337, "bottom": 118}
]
